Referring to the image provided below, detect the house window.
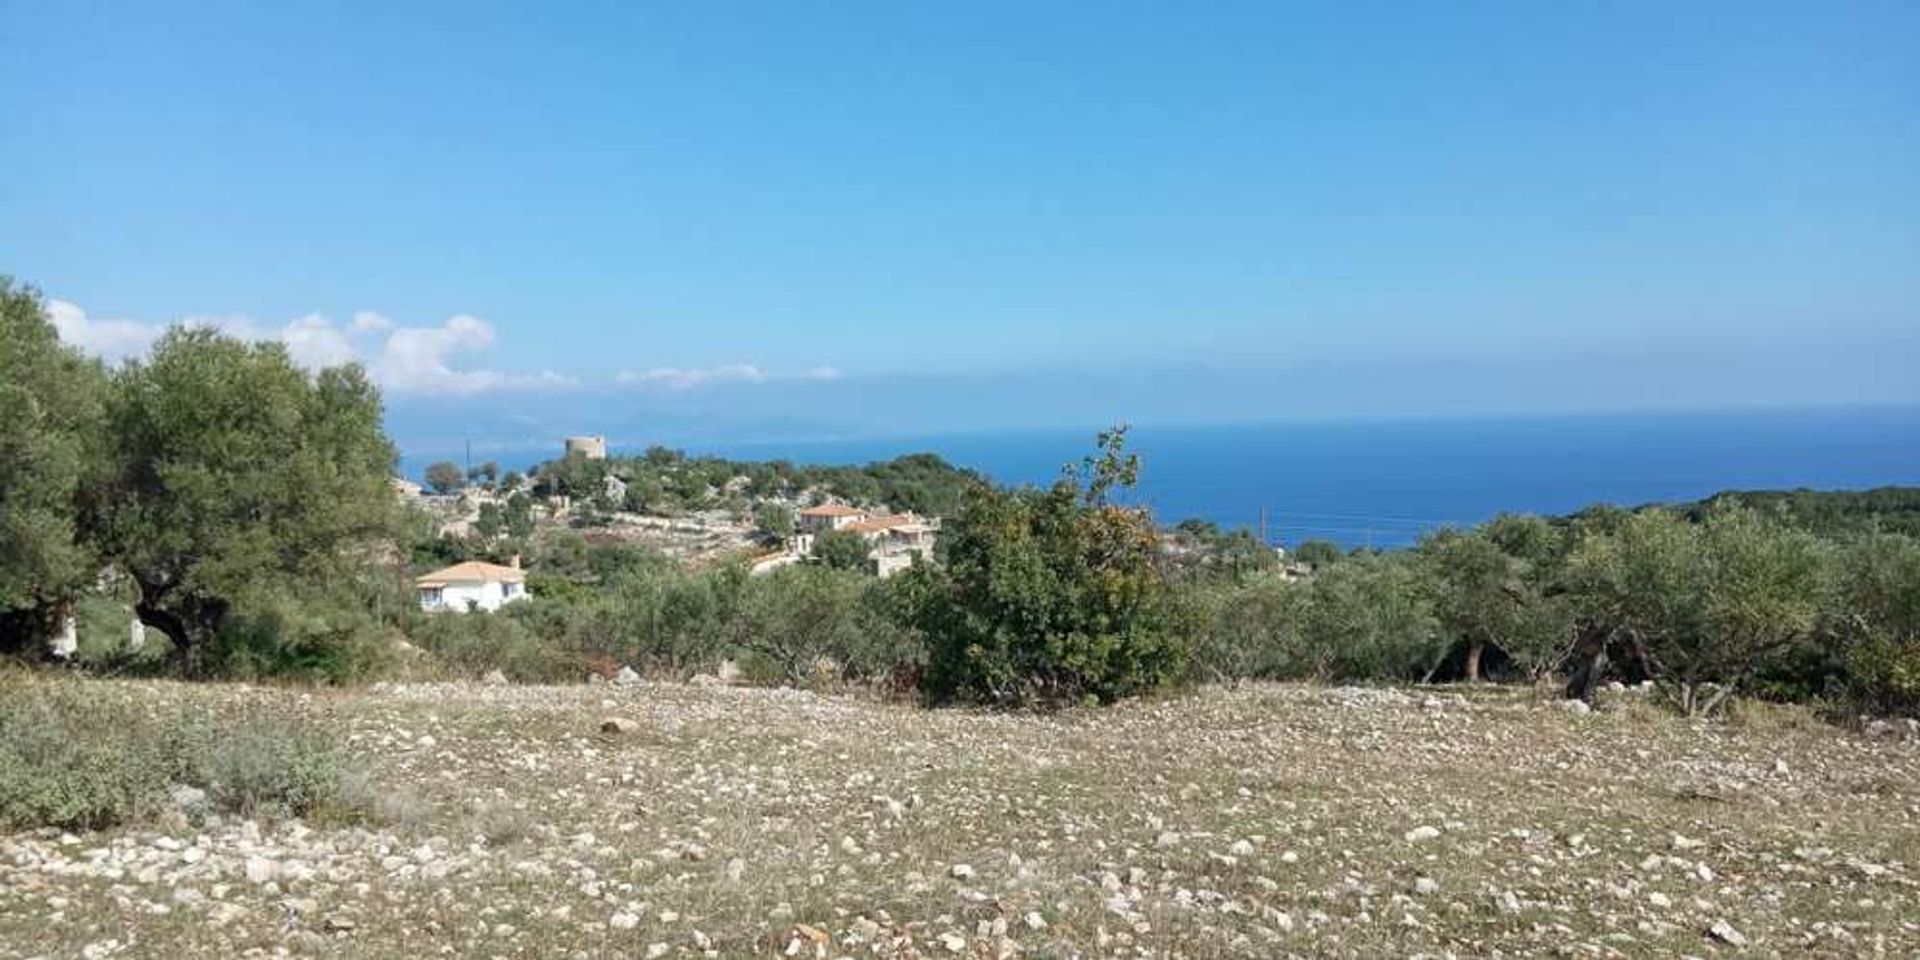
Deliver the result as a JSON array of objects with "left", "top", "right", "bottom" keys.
[{"left": 420, "top": 587, "right": 444, "bottom": 607}]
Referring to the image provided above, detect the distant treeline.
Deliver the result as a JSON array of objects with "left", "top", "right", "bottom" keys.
[
  {"left": 1663, "top": 486, "right": 1920, "bottom": 538},
  {"left": 512, "top": 447, "right": 984, "bottom": 519}
]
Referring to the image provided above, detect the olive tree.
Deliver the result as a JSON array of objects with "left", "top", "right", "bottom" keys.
[
  {"left": 1418, "top": 524, "right": 1571, "bottom": 682},
  {"left": 91, "top": 328, "right": 399, "bottom": 669},
  {"left": 1826, "top": 532, "right": 1920, "bottom": 715},
  {"left": 423, "top": 460, "right": 464, "bottom": 495},
  {"left": 0, "top": 279, "right": 107, "bottom": 650},
  {"left": 1568, "top": 507, "right": 1827, "bottom": 716}
]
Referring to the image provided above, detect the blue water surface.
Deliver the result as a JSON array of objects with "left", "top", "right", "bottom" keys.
[{"left": 402, "top": 407, "right": 1920, "bottom": 548}]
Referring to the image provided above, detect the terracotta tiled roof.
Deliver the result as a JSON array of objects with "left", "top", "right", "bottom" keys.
[
  {"left": 414, "top": 561, "right": 526, "bottom": 585},
  {"left": 845, "top": 515, "right": 912, "bottom": 533},
  {"left": 798, "top": 504, "right": 865, "bottom": 517}
]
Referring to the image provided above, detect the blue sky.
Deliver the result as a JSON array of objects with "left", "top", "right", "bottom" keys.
[{"left": 4, "top": 1, "right": 1916, "bottom": 451}]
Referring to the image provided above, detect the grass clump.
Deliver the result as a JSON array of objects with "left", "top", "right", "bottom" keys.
[{"left": 0, "top": 673, "right": 361, "bottom": 831}]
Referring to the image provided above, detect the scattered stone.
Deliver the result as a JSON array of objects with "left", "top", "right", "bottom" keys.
[
  {"left": 949, "top": 863, "right": 976, "bottom": 880},
  {"left": 610, "top": 911, "right": 641, "bottom": 930},
  {"left": 600, "top": 717, "right": 640, "bottom": 734},
  {"left": 1707, "top": 919, "right": 1748, "bottom": 947},
  {"left": 243, "top": 856, "right": 277, "bottom": 885},
  {"left": 1023, "top": 911, "right": 1048, "bottom": 931},
  {"left": 171, "top": 785, "right": 209, "bottom": 814},
  {"left": 1229, "top": 839, "right": 1257, "bottom": 857},
  {"left": 1557, "top": 698, "right": 1591, "bottom": 715},
  {"left": 612, "top": 666, "right": 642, "bottom": 685},
  {"left": 1413, "top": 876, "right": 1440, "bottom": 896},
  {"left": 482, "top": 669, "right": 509, "bottom": 686},
  {"left": 1404, "top": 825, "right": 1442, "bottom": 843}
]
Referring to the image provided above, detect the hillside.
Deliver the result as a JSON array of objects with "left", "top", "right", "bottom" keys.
[{"left": 3, "top": 677, "right": 1914, "bottom": 958}]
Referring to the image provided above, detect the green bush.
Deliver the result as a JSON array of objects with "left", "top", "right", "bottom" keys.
[
  {"left": 1296, "top": 555, "right": 1444, "bottom": 683},
  {"left": 917, "top": 429, "right": 1190, "bottom": 706},
  {"left": 409, "top": 609, "right": 579, "bottom": 682},
  {"left": 190, "top": 713, "right": 348, "bottom": 821},
  {"left": 0, "top": 675, "right": 358, "bottom": 831},
  {"left": 1827, "top": 532, "right": 1920, "bottom": 716},
  {"left": 1190, "top": 578, "right": 1310, "bottom": 681},
  {"left": 727, "top": 565, "right": 925, "bottom": 685},
  {"left": 201, "top": 583, "right": 408, "bottom": 684},
  {"left": 1568, "top": 507, "right": 1830, "bottom": 716}
]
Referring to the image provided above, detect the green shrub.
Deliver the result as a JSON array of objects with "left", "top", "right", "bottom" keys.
[
  {"left": 202, "top": 587, "right": 407, "bottom": 684},
  {"left": 727, "top": 565, "right": 925, "bottom": 685},
  {"left": 0, "top": 681, "right": 172, "bottom": 830},
  {"left": 1190, "top": 578, "right": 1311, "bottom": 681},
  {"left": 190, "top": 712, "right": 348, "bottom": 821},
  {"left": 0, "top": 675, "right": 359, "bottom": 831},
  {"left": 1295, "top": 554, "right": 1443, "bottom": 682},
  {"left": 1568, "top": 507, "right": 1829, "bottom": 716},
  {"left": 917, "top": 429, "right": 1190, "bottom": 706},
  {"left": 1827, "top": 532, "right": 1920, "bottom": 716},
  {"left": 409, "top": 609, "right": 578, "bottom": 682}
]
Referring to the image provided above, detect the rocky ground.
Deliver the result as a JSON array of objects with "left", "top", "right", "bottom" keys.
[{"left": 2, "top": 680, "right": 1916, "bottom": 959}]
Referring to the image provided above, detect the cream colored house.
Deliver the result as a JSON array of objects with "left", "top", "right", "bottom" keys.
[{"left": 793, "top": 503, "right": 867, "bottom": 555}]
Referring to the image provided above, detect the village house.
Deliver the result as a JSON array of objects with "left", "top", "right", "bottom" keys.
[
  {"left": 792, "top": 503, "right": 867, "bottom": 555},
  {"left": 846, "top": 513, "right": 938, "bottom": 576},
  {"left": 415, "top": 557, "right": 528, "bottom": 612},
  {"left": 790, "top": 503, "right": 938, "bottom": 577}
]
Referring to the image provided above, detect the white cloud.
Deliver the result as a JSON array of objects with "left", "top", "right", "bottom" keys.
[
  {"left": 349, "top": 310, "right": 392, "bottom": 334},
  {"left": 372, "top": 314, "right": 576, "bottom": 394},
  {"left": 279, "top": 314, "right": 357, "bottom": 370},
  {"left": 45, "top": 300, "right": 165, "bottom": 361},
  {"left": 616, "top": 363, "right": 769, "bottom": 391},
  {"left": 48, "top": 299, "right": 573, "bottom": 396}
]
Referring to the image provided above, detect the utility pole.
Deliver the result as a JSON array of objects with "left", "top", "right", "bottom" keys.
[{"left": 464, "top": 438, "right": 472, "bottom": 493}]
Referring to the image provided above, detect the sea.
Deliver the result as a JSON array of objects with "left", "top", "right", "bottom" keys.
[{"left": 399, "top": 406, "right": 1920, "bottom": 549}]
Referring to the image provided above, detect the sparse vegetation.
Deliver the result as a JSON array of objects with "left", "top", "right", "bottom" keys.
[
  {"left": 0, "top": 673, "right": 359, "bottom": 831},
  {"left": 0, "top": 675, "right": 1914, "bottom": 957}
]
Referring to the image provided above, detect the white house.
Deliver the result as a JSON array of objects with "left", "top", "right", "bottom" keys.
[
  {"left": 846, "top": 514, "right": 938, "bottom": 577},
  {"left": 415, "top": 558, "right": 529, "bottom": 612}
]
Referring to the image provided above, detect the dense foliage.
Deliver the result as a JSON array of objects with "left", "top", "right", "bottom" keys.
[
  {"left": 526, "top": 446, "right": 981, "bottom": 518},
  {"left": 1675, "top": 487, "right": 1920, "bottom": 538},
  {"left": 0, "top": 280, "right": 107, "bottom": 650},
  {"left": 91, "top": 329, "right": 400, "bottom": 670},
  {"left": 914, "top": 429, "right": 1190, "bottom": 706}
]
